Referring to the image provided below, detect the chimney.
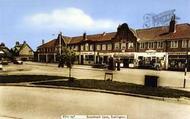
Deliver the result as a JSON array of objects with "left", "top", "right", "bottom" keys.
[
  {"left": 16, "top": 41, "right": 20, "bottom": 46},
  {"left": 0, "top": 42, "right": 5, "bottom": 47},
  {"left": 42, "top": 39, "right": 45, "bottom": 45},
  {"left": 169, "top": 15, "right": 176, "bottom": 33},
  {"left": 83, "top": 32, "right": 87, "bottom": 40},
  {"left": 102, "top": 32, "right": 106, "bottom": 36}
]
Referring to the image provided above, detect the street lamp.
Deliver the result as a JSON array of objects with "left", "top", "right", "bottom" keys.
[{"left": 183, "top": 40, "right": 188, "bottom": 88}]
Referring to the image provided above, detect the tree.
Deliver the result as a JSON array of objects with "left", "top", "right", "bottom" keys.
[{"left": 61, "top": 47, "right": 76, "bottom": 80}]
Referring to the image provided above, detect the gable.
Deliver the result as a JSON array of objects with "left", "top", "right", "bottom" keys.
[
  {"left": 19, "top": 44, "right": 33, "bottom": 55},
  {"left": 113, "top": 23, "right": 137, "bottom": 43}
]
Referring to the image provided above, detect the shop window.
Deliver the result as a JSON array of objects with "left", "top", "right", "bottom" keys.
[
  {"left": 85, "top": 55, "right": 94, "bottom": 61},
  {"left": 114, "top": 42, "right": 120, "bottom": 50},
  {"left": 102, "top": 44, "right": 106, "bottom": 50},
  {"left": 107, "top": 44, "right": 112, "bottom": 50},
  {"left": 170, "top": 41, "right": 178, "bottom": 48}
]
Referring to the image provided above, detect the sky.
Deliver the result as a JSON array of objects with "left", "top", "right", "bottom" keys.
[{"left": 0, "top": 0, "right": 190, "bottom": 50}]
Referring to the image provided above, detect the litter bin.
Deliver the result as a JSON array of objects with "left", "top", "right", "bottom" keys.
[{"left": 144, "top": 75, "right": 159, "bottom": 87}]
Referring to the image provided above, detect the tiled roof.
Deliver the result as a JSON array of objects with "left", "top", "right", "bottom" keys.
[
  {"left": 38, "top": 39, "right": 57, "bottom": 48},
  {"left": 38, "top": 23, "right": 190, "bottom": 48},
  {"left": 38, "top": 36, "right": 71, "bottom": 48},
  {"left": 136, "top": 23, "right": 190, "bottom": 42},
  {"left": 69, "top": 32, "right": 116, "bottom": 44}
]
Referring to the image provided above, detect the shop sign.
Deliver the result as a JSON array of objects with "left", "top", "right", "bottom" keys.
[{"left": 168, "top": 52, "right": 186, "bottom": 55}]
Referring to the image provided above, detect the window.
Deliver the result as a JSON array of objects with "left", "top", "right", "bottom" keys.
[
  {"left": 80, "top": 45, "right": 84, "bottom": 51},
  {"left": 114, "top": 42, "right": 120, "bottom": 50},
  {"left": 107, "top": 44, "right": 112, "bottom": 50},
  {"left": 170, "top": 41, "right": 178, "bottom": 48},
  {"left": 148, "top": 42, "right": 154, "bottom": 49},
  {"left": 182, "top": 40, "right": 190, "bottom": 48},
  {"left": 102, "top": 44, "right": 106, "bottom": 50},
  {"left": 157, "top": 42, "right": 163, "bottom": 48},
  {"left": 121, "top": 43, "right": 126, "bottom": 50},
  {"left": 74, "top": 46, "right": 78, "bottom": 51},
  {"left": 140, "top": 43, "right": 145, "bottom": 49},
  {"left": 128, "top": 42, "right": 133, "bottom": 49},
  {"left": 85, "top": 43, "right": 89, "bottom": 51},
  {"left": 90, "top": 44, "right": 94, "bottom": 51},
  {"left": 96, "top": 44, "right": 101, "bottom": 50},
  {"left": 182, "top": 40, "right": 187, "bottom": 48}
]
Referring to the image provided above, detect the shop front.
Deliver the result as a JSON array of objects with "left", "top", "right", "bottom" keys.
[
  {"left": 168, "top": 52, "right": 189, "bottom": 71},
  {"left": 135, "top": 51, "right": 167, "bottom": 70},
  {"left": 113, "top": 52, "right": 135, "bottom": 68}
]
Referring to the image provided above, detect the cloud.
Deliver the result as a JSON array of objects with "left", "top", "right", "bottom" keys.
[{"left": 24, "top": 7, "right": 120, "bottom": 32}]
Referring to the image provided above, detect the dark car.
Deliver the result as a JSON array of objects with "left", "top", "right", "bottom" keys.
[{"left": 0, "top": 60, "right": 8, "bottom": 65}]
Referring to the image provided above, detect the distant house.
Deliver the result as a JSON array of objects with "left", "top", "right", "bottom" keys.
[
  {"left": 12, "top": 41, "right": 34, "bottom": 61},
  {"left": 0, "top": 43, "right": 12, "bottom": 61}
]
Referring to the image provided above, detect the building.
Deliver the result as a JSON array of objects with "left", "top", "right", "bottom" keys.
[
  {"left": 36, "top": 17, "right": 190, "bottom": 70},
  {"left": 0, "top": 42, "right": 12, "bottom": 61},
  {"left": 36, "top": 33, "right": 71, "bottom": 63},
  {"left": 12, "top": 41, "right": 34, "bottom": 61}
]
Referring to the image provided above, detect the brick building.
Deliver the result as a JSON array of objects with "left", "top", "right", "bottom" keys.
[{"left": 36, "top": 17, "right": 190, "bottom": 70}]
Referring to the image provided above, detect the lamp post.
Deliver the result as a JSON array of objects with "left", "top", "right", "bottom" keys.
[{"left": 184, "top": 40, "right": 188, "bottom": 88}]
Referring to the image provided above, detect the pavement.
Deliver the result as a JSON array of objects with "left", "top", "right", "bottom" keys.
[{"left": 1, "top": 86, "right": 190, "bottom": 119}]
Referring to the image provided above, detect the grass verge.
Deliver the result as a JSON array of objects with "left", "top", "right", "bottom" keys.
[
  {"left": 1, "top": 74, "right": 190, "bottom": 98},
  {"left": 33, "top": 79, "right": 190, "bottom": 98},
  {"left": 0, "top": 75, "right": 67, "bottom": 83}
]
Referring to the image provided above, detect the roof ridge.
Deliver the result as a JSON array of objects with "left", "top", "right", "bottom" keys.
[{"left": 136, "top": 23, "right": 189, "bottom": 31}]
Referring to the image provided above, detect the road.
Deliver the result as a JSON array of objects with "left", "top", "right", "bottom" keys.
[
  {"left": 1, "top": 62, "right": 190, "bottom": 88},
  {"left": 0, "top": 86, "right": 190, "bottom": 119}
]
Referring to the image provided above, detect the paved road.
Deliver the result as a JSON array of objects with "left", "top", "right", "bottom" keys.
[
  {"left": 0, "top": 86, "right": 190, "bottom": 119},
  {"left": 1, "top": 62, "right": 190, "bottom": 88}
]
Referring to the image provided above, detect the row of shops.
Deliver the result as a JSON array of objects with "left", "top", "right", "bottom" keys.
[
  {"left": 36, "top": 49, "right": 190, "bottom": 71},
  {"left": 72, "top": 50, "right": 189, "bottom": 70}
]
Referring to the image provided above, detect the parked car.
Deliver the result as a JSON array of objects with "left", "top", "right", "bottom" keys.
[
  {"left": 13, "top": 60, "right": 23, "bottom": 64},
  {"left": 138, "top": 63, "right": 160, "bottom": 70},
  {"left": 0, "top": 60, "right": 8, "bottom": 65}
]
